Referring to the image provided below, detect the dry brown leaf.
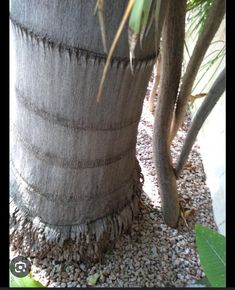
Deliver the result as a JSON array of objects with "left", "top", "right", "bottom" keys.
[
  {"left": 184, "top": 162, "right": 196, "bottom": 172},
  {"left": 179, "top": 200, "right": 198, "bottom": 228},
  {"left": 188, "top": 93, "right": 207, "bottom": 108},
  {"left": 180, "top": 209, "right": 189, "bottom": 228},
  {"left": 184, "top": 207, "right": 198, "bottom": 219}
]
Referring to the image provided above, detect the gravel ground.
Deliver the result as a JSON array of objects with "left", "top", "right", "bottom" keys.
[{"left": 10, "top": 83, "right": 217, "bottom": 288}]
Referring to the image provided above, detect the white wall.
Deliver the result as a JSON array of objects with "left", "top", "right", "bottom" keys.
[
  {"left": 194, "top": 94, "right": 225, "bottom": 235},
  {"left": 185, "top": 17, "right": 225, "bottom": 235}
]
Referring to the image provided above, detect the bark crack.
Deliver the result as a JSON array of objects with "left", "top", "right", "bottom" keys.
[
  {"left": 15, "top": 87, "right": 141, "bottom": 132},
  {"left": 10, "top": 159, "right": 135, "bottom": 205},
  {"left": 12, "top": 125, "right": 136, "bottom": 170}
]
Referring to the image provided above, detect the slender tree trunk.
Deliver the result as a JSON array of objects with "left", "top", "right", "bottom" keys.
[
  {"left": 148, "top": 0, "right": 169, "bottom": 114},
  {"left": 154, "top": 0, "right": 169, "bottom": 54},
  {"left": 171, "top": 0, "right": 225, "bottom": 141},
  {"left": 153, "top": 0, "right": 186, "bottom": 228},
  {"left": 175, "top": 68, "right": 225, "bottom": 178},
  {"left": 10, "top": 0, "right": 156, "bottom": 261}
]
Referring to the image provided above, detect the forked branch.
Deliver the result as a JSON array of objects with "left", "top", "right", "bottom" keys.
[
  {"left": 171, "top": 0, "right": 225, "bottom": 141},
  {"left": 175, "top": 68, "right": 225, "bottom": 178}
]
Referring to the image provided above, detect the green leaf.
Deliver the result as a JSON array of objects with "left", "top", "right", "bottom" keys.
[
  {"left": 87, "top": 273, "right": 100, "bottom": 286},
  {"left": 10, "top": 272, "right": 45, "bottom": 288},
  {"left": 140, "top": 0, "right": 152, "bottom": 46},
  {"left": 195, "top": 224, "right": 226, "bottom": 287},
  {"left": 128, "top": 0, "right": 152, "bottom": 70},
  {"left": 129, "top": 0, "right": 145, "bottom": 34},
  {"left": 186, "top": 0, "right": 212, "bottom": 37}
]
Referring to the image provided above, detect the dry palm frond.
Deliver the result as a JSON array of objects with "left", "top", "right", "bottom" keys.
[
  {"left": 96, "top": 0, "right": 135, "bottom": 102},
  {"left": 95, "top": 0, "right": 108, "bottom": 53},
  {"left": 188, "top": 93, "right": 207, "bottom": 108}
]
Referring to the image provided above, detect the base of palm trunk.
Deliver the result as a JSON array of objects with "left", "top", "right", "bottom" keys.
[{"left": 10, "top": 161, "right": 144, "bottom": 262}]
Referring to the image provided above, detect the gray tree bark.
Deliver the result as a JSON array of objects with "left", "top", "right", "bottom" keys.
[
  {"left": 153, "top": 0, "right": 186, "bottom": 228},
  {"left": 10, "top": 0, "right": 156, "bottom": 261}
]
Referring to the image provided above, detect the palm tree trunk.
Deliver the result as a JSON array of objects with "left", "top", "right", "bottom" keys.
[{"left": 10, "top": 0, "right": 156, "bottom": 261}]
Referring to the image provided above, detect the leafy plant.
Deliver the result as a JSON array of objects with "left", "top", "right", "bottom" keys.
[
  {"left": 186, "top": 0, "right": 212, "bottom": 37},
  {"left": 10, "top": 272, "right": 45, "bottom": 288},
  {"left": 195, "top": 224, "right": 226, "bottom": 287},
  {"left": 185, "top": 0, "right": 225, "bottom": 93}
]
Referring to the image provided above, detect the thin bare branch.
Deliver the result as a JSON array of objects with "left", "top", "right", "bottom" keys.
[
  {"left": 171, "top": 0, "right": 225, "bottom": 141},
  {"left": 175, "top": 68, "right": 225, "bottom": 178}
]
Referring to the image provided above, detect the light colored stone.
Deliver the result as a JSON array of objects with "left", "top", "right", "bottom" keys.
[
  {"left": 80, "top": 264, "right": 86, "bottom": 272},
  {"left": 10, "top": 89, "right": 218, "bottom": 289}
]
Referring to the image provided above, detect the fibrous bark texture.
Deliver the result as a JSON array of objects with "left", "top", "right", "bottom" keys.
[
  {"left": 153, "top": 0, "right": 186, "bottom": 228},
  {"left": 10, "top": 0, "right": 155, "bottom": 261},
  {"left": 175, "top": 68, "right": 225, "bottom": 178},
  {"left": 171, "top": 0, "right": 225, "bottom": 141}
]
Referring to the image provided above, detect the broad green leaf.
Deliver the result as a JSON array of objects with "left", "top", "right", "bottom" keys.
[
  {"left": 87, "top": 273, "right": 100, "bottom": 286},
  {"left": 195, "top": 224, "right": 226, "bottom": 288},
  {"left": 10, "top": 272, "right": 45, "bottom": 288},
  {"left": 141, "top": 0, "right": 152, "bottom": 29},
  {"left": 129, "top": 0, "right": 145, "bottom": 34}
]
